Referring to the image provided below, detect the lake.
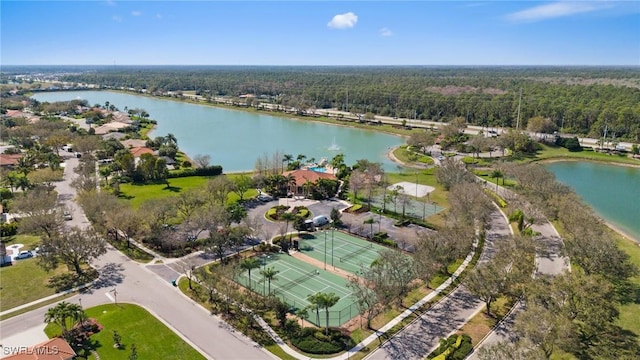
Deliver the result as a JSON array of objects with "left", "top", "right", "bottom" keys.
[
  {"left": 546, "top": 161, "right": 640, "bottom": 243},
  {"left": 32, "top": 91, "right": 403, "bottom": 172}
]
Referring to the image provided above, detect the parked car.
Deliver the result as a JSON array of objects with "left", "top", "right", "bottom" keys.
[
  {"left": 257, "top": 194, "right": 274, "bottom": 202},
  {"left": 312, "top": 215, "right": 330, "bottom": 227},
  {"left": 63, "top": 211, "right": 73, "bottom": 221},
  {"left": 15, "top": 251, "right": 34, "bottom": 260}
]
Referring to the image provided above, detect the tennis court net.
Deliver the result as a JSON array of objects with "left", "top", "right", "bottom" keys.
[
  {"left": 274, "top": 269, "right": 318, "bottom": 293},
  {"left": 339, "top": 242, "right": 374, "bottom": 263}
]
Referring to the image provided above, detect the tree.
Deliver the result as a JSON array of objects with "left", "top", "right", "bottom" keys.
[
  {"left": 12, "top": 187, "right": 61, "bottom": 240},
  {"left": 39, "top": 227, "right": 107, "bottom": 277},
  {"left": 526, "top": 116, "right": 557, "bottom": 135},
  {"left": 307, "top": 293, "right": 325, "bottom": 327},
  {"left": 435, "top": 157, "right": 474, "bottom": 190},
  {"left": 44, "top": 302, "right": 85, "bottom": 338},
  {"left": 346, "top": 274, "right": 379, "bottom": 329},
  {"left": 282, "top": 154, "right": 293, "bottom": 172},
  {"left": 330, "top": 207, "right": 342, "bottom": 227},
  {"left": 193, "top": 154, "right": 211, "bottom": 168},
  {"left": 281, "top": 212, "right": 297, "bottom": 249},
  {"left": 240, "top": 257, "right": 261, "bottom": 290},
  {"left": 464, "top": 262, "right": 506, "bottom": 316},
  {"left": 363, "top": 217, "right": 377, "bottom": 239},
  {"left": 232, "top": 174, "right": 254, "bottom": 202},
  {"left": 113, "top": 330, "right": 122, "bottom": 349},
  {"left": 260, "top": 266, "right": 279, "bottom": 295},
  {"left": 319, "top": 292, "right": 340, "bottom": 334},
  {"left": 490, "top": 169, "right": 504, "bottom": 191}
]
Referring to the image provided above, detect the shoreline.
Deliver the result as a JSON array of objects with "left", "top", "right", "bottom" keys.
[
  {"left": 604, "top": 220, "right": 640, "bottom": 245},
  {"left": 537, "top": 156, "right": 640, "bottom": 169}
]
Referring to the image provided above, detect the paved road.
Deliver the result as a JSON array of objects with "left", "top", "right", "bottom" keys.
[
  {"left": 1, "top": 156, "right": 273, "bottom": 360},
  {"left": 366, "top": 207, "right": 513, "bottom": 360},
  {"left": 466, "top": 187, "right": 570, "bottom": 359}
]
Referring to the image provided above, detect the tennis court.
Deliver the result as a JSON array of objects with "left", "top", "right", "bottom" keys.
[
  {"left": 298, "top": 230, "right": 389, "bottom": 274},
  {"left": 235, "top": 253, "right": 360, "bottom": 327}
]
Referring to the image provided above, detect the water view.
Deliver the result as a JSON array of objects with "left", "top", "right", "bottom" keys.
[
  {"left": 31, "top": 91, "right": 403, "bottom": 172},
  {"left": 546, "top": 161, "right": 640, "bottom": 243}
]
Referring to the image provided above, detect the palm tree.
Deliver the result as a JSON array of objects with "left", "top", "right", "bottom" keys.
[
  {"left": 44, "top": 302, "right": 85, "bottom": 337},
  {"left": 320, "top": 292, "right": 340, "bottom": 335},
  {"left": 330, "top": 153, "right": 345, "bottom": 175},
  {"left": 240, "top": 257, "right": 261, "bottom": 290},
  {"left": 363, "top": 217, "right": 377, "bottom": 239},
  {"left": 283, "top": 154, "right": 293, "bottom": 172},
  {"left": 297, "top": 306, "right": 310, "bottom": 326},
  {"left": 285, "top": 173, "right": 297, "bottom": 195},
  {"left": 166, "top": 133, "right": 178, "bottom": 145},
  {"left": 281, "top": 212, "right": 297, "bottom": 249},
  {"left": 260, "top": 266, "right": 279, "bottom": 295},
  {"left": 307, "top": 293, "right": 325, "bottom": 326},
  {"left": 490, "top": 169, "right": 504, "bottom": 191},
  {"left": 296, "top": 154, "right": 307, "bottom": 163}
]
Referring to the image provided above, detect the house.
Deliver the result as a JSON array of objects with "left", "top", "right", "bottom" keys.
[
  {"left": 282, "top": 169, "right": 338, "bottom": 196},
  {"left": 129, "top": 147, "right": 156, "bottom": 159},
  {"left": 1, "top": 337, "right": 76, "bottom": 360},
  {"left": 0, "top": 154, "right": 23, "bottom": 169},
  {"left": 93, "top": 121, "right": 130, "bottom": 135},
  {"left": 120, "top": 139, "right": 147, "bottom": 148}
]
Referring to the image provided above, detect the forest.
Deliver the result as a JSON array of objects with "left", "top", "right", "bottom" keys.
[{"left": 5, "top": 66, "right": 640, "bottom": 141}]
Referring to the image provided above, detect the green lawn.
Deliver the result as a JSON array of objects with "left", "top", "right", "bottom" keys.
[
  {"left": 616, "top": 237, "right": 640, "bottom": 339},
  {"left": 118, "top": 175, "right": 259, "bottom": 208},
  {"left": 393, "top": 145, "right": 435, "bottom": 165},
  {"left": 45, "top": 304, "right": 206, "bottom": 360},
  {"left": 534, "top": 144, "right": 640, "bottom": 165},
  {"left": 0, "top": 235, "right": 72, "bottom": 311},
  {"left": 386, "top": 169, "right": 450, "bottom": 227}
]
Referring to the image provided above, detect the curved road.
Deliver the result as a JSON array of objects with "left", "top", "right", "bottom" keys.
[
  {"left": 1, "top": 156, "right": 272, "bottom": 360},
  {"left": 366, "top": 207, "right": 513, "bottom": 360}
]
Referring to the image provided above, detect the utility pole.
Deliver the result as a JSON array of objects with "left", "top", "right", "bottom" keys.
[
  {"left": 515, "top": 88, "right": 522, "bottom": 131},
  {"left": 346, "top": 88, "right": 349, "bottom": 113}
]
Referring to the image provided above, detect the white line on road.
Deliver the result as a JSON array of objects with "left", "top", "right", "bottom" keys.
[{"left": 105, "top": 292, "right": 114, "bottom": 302}]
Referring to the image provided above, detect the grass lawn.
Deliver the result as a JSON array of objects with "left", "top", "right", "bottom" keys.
[
  {"left": 44, "top": 304, "right": 205, "bottom": 360},
  {"left": 386, "top": 169, "right": 449, "bottom": 228},
  {"left": 118, "top": 175, "right": 259, "bottom": 208},
  {"left": 534, "top": 144, "right": 640, "bottom": 165},
  {"left": 0, "top": 235, "right": 72, "bottom": 311},
  {"left": 393, "top": 146, "right": 435, "bottom": 165},
  {"left": 616, "top": 237, "right": 640, "bottom": 339}
]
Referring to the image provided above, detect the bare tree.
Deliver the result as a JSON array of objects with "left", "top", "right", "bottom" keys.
[
  {"left": 39, "top": 227, "right": 106, "bottom": 277},
  {"left": 12, "top": 187, "right": 61, "bottom": 240},
  {"left": 193, "top": 154, "right": 211, "bottom": 169}
]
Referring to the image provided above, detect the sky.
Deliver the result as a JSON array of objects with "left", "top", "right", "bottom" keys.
[{"left": 1, "top": 1, "right": 639, "bottom": 66}]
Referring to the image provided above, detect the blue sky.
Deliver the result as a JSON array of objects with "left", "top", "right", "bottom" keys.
[{"left": 1, "top": 1, "right": 639, "bottom": 66}]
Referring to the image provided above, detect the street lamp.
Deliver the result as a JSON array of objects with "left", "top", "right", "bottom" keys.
[
  {"left": 331, "top": 228, "right": 335, "bottom": 269},
  {"left": 262, "top": 255, "right": 267, "bottom": 296},
  {"left": 323, "top": 231, "right": 327, "bottom": 270},
  {"left": 378, "top": 209, "right": 382, "bottom": 232}
]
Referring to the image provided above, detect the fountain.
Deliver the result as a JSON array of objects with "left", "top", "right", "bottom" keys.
[{"left": 328, "top": 137, "right": 340, "bottom": 151}]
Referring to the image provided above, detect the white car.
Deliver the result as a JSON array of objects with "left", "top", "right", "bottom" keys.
[{"left": 15, "top": 251, "right": 34, "bottom": 260}]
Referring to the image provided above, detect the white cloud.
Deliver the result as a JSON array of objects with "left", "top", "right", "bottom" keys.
[
  {"left": 507, "top": 1, "right": 611, "bottom": 22},
  {"left": 131, "top": 11, "right": 142, "bottom": 17},
  {"left": 112, "top": 15, "right": 122, "bottom": 22},
  {"left": 327, "top": 12, "right": 358, "bottom": 29},
  {"left": 379, "top": 27, "right": 393, "bottom": 37},
  {"left": 156, "top": 14, "right": 163, "bottom": 20}
]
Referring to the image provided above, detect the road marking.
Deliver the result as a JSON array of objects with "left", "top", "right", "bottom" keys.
[{"left": 105, "top": 292, "right": 114, "bottom": 302}]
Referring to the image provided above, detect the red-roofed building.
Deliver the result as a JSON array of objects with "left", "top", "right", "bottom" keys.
[
  {"left": 129, "top": 147, "right": 155, "bottom": 158},
  {"left": 1, "top": 337, "right": 76, "bottom": 360},
  {"left": 0, "top": 154, "right": 23, "bottom": 169},
  {"left": 282, "top": 169, "right": 338, "bottom": 196}
]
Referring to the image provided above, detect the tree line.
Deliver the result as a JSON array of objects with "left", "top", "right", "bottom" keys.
[{"left": 52, "top": 66, "right": 640, "bottom": 141}]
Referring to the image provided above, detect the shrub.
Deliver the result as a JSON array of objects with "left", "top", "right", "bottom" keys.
[
  {"left": 381, "top": 238, "right": 398, "bottom": 248},
  {"left": 372, "top": 231, "right": 388, "bottom": 242},
  {"left": 0, "top": 221, "right": 18, "bottom": 236},
  {"left": 0, "top": 188, "right": 13, "bottom": 200},
  {"left": 289, "top": 328, "right": 352, "bottom": 355}
]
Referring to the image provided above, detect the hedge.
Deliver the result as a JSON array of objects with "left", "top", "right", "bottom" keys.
[
  {"left": 168, "top": 165, "right": 222, "bottom": 178},
  {"left": 289, "top": 328, "right": 353, "bottom": 355}
]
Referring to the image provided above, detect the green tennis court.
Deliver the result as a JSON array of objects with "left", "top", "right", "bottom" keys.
[
  {"left": 235, "top": 253, "right": 360, "bottom": 327},
  {"left": 298, "top": 230, "right": 389, "bottom": 274}
]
